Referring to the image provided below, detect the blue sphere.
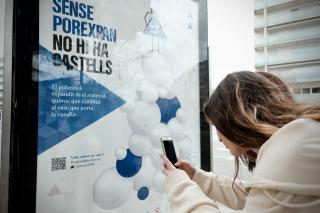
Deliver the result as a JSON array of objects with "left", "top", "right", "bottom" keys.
[
  {"left": 116, "top": 149, "right": 142, "bottom": 178},
  {"left": 156, "top": 97, "right": 181, "bottom": 124},
  {"left": 137, "top": 186, "right": 149, "bottom": 200}
]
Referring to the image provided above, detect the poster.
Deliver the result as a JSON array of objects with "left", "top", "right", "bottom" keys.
[{"left": 37, "top": 0, "right": 201, "bottom": 212}]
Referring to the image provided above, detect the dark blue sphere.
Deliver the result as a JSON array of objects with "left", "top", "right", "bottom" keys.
[
  {"left": 137, "top": 186, "right": 149, "bottom": 200},
  {"left": 156, "top": 97, "right": 181, "bottom": 124},
  {"left": 116, "top": 149, "right": 142, "bottom": 178}
]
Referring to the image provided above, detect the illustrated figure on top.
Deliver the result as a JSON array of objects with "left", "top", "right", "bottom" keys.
[{"left": 143, "top": 8, "right": 167, "bottom": 52}]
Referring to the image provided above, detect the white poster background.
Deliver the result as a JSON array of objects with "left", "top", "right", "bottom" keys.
[{"left": 37, "top": 0, "right": 200, "bottom": 212}]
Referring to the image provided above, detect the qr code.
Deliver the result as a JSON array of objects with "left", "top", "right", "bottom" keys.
[{"left": 51, "top": 157, "right": 66, "bottom": 171}]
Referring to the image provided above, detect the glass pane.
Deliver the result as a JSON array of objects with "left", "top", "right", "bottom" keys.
[
  {"left": 36, "top": 0, "right": 205, "bottom": 212},
  {"left": 302, "top": 88, "right": 311, "bottom": 94},
  {"left": 312, "top": 87, "right": 320, "bottom": 93},
  {"left": 293, "top": 88, "right": 301, "bottom": 94}
]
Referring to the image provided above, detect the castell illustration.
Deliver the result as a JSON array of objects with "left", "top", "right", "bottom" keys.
[{"left": 143, "top": 8, "right": 167, "bottom": 52}]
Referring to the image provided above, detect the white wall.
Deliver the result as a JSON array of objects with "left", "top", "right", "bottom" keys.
[{"left": 208, "top": 0, "right": 255, "bottom": 90}]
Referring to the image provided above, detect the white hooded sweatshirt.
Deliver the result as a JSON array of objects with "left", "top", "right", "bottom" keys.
[{"left": 165, "top": 118, "right": 320, "bottom": 212}]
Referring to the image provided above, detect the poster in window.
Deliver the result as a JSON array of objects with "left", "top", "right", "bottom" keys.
[{"left": 37, "top": 0, "right": 201, "bottom": 212}]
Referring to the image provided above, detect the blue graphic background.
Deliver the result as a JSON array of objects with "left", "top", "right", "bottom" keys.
[{"left": 38, "top": 45, "right": 125, "bottom": 154}]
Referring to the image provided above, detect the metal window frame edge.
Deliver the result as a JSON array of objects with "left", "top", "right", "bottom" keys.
[{"left": 0, "top": 0, "right": 13, "bottom": 212}]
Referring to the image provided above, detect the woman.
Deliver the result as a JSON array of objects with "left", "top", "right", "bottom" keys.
[{"left": 160, "top": 71, "right": 320, "bottom": 212}]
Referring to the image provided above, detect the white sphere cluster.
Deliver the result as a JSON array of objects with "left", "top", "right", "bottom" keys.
[
  {"left": 141, "top": 52, "right": 173, "bottom": 88},
  {"left": 127, "top": 101, "right": 161, "bottom": 135},
  {"left": 167, "top": 118, "right": 186, "bottom": 141},
  {"left": 93, "top": 51, "right": 197, "bottom": 210},
  {"left": 114, "top": 146, "right": 127, "bottom": 160},
  {"left": 92, "top": 167, "right": 132, "bottom": 210},
  {"left": 129, "top": 134, "right": 152, "bottom": 156},
  {"left": 149, "top": 123, "right": 170, "bottom": 149}
]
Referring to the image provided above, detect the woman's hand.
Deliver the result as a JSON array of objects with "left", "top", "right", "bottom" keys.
[
  {"left": 160, "top": 154, "right": 196, "bottom": 179},
  {"left": 175, "top": 159, "right": 196, "bottom": 179},
  {"left": 160, "top": 154, "right": 177, "bottom": 176}
]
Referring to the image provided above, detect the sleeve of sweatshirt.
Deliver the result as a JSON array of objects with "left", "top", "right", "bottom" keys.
[
  {"left": 192, "top": 168, "right": 248, "bottom": 209},
  {"left": 165, "top": 169, "right": 222, "bottom": 213},
  {"left": 165, "top": 169, "right": 318, "bottom": 213}
]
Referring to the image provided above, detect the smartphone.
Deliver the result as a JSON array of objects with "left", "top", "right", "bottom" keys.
[{"left": 160, "top": 136, "right": 178, "bottom": 166}]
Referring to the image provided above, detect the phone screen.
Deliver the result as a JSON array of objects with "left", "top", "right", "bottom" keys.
[{"left": 163, "top": 139, "right": 178, "bottom": 165}]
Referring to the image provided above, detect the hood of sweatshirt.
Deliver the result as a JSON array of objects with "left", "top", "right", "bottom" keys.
[{"left": 245, "top": 118, "right": 320, "bottom": 197}]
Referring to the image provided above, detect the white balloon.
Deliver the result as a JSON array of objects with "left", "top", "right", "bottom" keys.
[
  {"left": 114, "top": 146, "right": 127, "bottom": 160},
  {"left": 165, "top": 88, "right": 176, "bottom": 99},
  {"left": 136, "top": 81, "right": 159, "bottom": 103},
  {"left": 152, "top": 172, "right": 165, "bottom": 193},
  {"left": 177, "top": 137, "right": 194, "bottom": 159},
  {"left": 161, "top": 41, "right": 180, "bottom": 68},
  {"left": 176, "top": 108, "right": 188, "bottom": 123},
  {"left": 93, "top": 167, "right": 132, "bottom": 210},
  {"left": 146, "top": 69, "right": 172, "bottom": 88},
  {"left": 141, "top": 52, "right": 170, "bottom": 71},
  {"left": 167, "top": 118, "right": 186, "bottom": 141},
  {"left": 149, "top": 123, "right": 170, "bottom": 149},
  {"left": 150, "top": 148, "right": 163, "bottom": 171},
  {"left": 120, "top": 94, "right": 135, "bottom": 113},
  {"left": 127, "top": 101, "right": 161, "bottom": 135},
  {"left": 128, "top": 134, "right": 152, "bottom": 156},
  {"left": 158, "top": 88, "right": 168, "bottom": 98},
  {"left": 133, "top": 156, "right": 156, "bottom": 191},
  {"left": 141, "top": 53, "right": 173, "bottom": 88}
]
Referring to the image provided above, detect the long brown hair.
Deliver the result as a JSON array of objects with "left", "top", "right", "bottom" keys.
[{"left": 204, "top": 71, "right": 320, "bottom": 179}]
